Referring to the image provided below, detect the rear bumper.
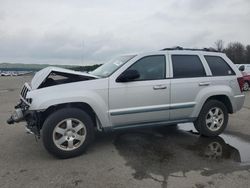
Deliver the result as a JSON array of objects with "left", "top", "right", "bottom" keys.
[{"left": 232, "top": 94, "right": 245, "bottom": 113}]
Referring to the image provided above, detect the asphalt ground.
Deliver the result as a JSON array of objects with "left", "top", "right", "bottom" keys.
[{"left": 0, "top": 76, "right": 250, "bottom": 188}]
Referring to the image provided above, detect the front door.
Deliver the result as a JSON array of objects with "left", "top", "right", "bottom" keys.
[{"left": 108, "top": 55, "right": 170, "bottom": 127}]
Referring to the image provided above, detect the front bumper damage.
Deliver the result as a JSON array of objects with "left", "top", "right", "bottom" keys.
[
  {"left": 7, "top": 108, "right": 24, "bottom": 124},
  {"left": 7, "top": 83, "right": 42, "bottom": 137},
  {"left": 7, "top": 102, "right": 42, "bottom": 136}
]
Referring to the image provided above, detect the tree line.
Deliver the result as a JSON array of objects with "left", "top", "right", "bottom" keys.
[
  {"left": 72, "top": 40, "right": 250, "bottom": 72},
  {"left": 214, "top": 40, "right": 250, "bottom": 64}
]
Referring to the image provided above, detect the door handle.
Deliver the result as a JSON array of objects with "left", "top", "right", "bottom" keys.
[
  {"left": 153, "top": 85, "right": 167, "bottom": 90},
  {"left": 199, "top": 82, "right": 210, "bottom": 86}
]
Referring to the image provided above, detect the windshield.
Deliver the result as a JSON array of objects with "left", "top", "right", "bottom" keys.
[{"left": 91, "top": 55, "right": 136, "bottom": 78}]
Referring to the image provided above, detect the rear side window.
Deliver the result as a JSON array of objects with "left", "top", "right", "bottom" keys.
[
  {"left": 204, "top": 56, "right": 235, "bottom": 76},
  {"left": 172, "top": 55, "right": 206, "bottom": 78}
]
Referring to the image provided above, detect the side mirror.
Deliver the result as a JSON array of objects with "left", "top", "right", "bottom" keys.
[
  {"left": 116, "top": 69, "right": 140, "bottom": 82},
  {"left": 238, "top": 65, "right": 245, "bottom": 72}
]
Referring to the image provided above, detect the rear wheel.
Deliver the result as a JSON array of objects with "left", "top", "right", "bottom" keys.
[
  {"left": 194, "top": 100, "right": 228, "bottom": 137},
  {"left": 243, "top": 81, "right": 249, "bottom": 91},
  {"left": 42, "top": 108, "right": 95, "bottom": 159}
]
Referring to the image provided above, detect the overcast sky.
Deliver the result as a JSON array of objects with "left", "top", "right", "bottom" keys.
[{"left": 0, "top": 0, "right": 249, "bottom": 65}]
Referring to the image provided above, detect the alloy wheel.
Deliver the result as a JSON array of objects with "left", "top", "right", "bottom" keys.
[
  {"left": 52, "top": 118, "right": 87, "bottom": 151},
  {"left": 205, "top": 107, "right": 224, "bottom": 132}
]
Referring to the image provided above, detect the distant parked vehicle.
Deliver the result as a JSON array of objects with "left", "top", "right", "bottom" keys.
[
  {"left": 237, "top": 64, "right": 250, "bottom": 74},
  {"left": 242, "top": 64, "right": 250, "bottom": 74},
  {"left": 238, "top": 65, "right": 250, "bottom": 91},
  {"left": 11, "top": 72, "right": 18, "bottom": 76},
  {"left": 7, "top": 47, "right": 245, "bottom": 158},
  {"left": 0, "top": 72, "right": 10, "bottom": 76}
]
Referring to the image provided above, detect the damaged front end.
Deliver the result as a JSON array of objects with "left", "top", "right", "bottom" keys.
[
  {"left": 7, "top": 83, "right": 42, "bottom": 136},
  {"left": 7, "top": 66, "right": 98, "bottom": 137}
]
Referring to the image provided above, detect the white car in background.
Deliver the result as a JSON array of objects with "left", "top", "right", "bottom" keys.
[{"left": 237, "top": 64, "right": 250, "bottom": 74}]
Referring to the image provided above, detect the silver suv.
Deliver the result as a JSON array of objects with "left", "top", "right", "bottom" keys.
[{"left": 7, "top": 47, "right": 245, "bottom": 158}]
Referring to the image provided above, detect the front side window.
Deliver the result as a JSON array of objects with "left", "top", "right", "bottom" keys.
[
  {"left": 204, "top": 55, "right": 235, "bottom": 76},
  {"left": 91, "top": 55, "right": 136, "bottom": 78},
  {"left": 126, "top": 55, "right": 166, "bottom": 81},
  {"left": 172, "top": 55, "right": 206, "bottom": 78}
]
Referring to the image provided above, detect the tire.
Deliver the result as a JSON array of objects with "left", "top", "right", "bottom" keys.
[
  {"left": 243, "top": 81, "right": 249, "bottom": 91},
  {"left": 42, "top": 108, "right": 95, "bottom": 159},
  {"left": 194, "top": 100, "right": 228, "bottom": 137},
  {"left": 193, "top": 122, "right": 201, "bottom": 132}
]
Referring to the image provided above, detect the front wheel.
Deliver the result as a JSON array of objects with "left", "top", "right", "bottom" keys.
[
  {"left": 42, "top": 108, "right": 95, "bottom": 159},
  {"left": 194, "top": 100, "right": 228, "bottom": 137}
]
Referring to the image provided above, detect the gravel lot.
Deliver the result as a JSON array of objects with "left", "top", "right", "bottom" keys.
[{"left": 0, "top": 76, "right": 250, "bottom": 188}]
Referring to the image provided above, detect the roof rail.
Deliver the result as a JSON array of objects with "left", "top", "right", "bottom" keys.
[{"left": 161, "top": 46, "right": 219, "bottom": 52}]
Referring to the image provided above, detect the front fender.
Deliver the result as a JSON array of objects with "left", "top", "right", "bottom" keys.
[{"left": 26, "top": 82, "right": 110, "bottom": 128}]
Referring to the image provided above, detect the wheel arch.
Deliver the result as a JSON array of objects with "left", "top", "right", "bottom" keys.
[
  {"left": 191, "top": 85, "right": 235, "bottom": 119},
  {"left": 41, "top": 102, "right": 105, "bottom": 131},
  {"left": 203, "top": 95, "right": 233, "bottom": 114}
]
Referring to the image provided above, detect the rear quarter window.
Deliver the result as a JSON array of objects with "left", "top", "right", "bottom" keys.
[{"left": 204, "top": 56, "right": 235, "bottom": 76}]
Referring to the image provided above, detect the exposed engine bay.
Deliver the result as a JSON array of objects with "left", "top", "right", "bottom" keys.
[
  {"left": 30, "top": 66, "right": 99, "bottom": 89},
  {"left": 39, "top": 71, "right": 96, "bottom": 88}
]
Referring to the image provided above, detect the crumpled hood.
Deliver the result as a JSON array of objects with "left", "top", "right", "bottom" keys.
[{"left": 30, "top": 66, "right": 98, "bottom": 89}]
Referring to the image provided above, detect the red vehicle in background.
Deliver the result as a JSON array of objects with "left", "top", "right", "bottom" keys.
[{"left": 238, "top": 65, "right": 250, "bottom": 91}]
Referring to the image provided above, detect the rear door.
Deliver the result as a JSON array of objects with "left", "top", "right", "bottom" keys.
[{"left": 169, "top": 52, "right": 210, "bottom": 120}]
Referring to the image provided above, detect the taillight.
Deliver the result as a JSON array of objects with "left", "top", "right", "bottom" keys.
[{"left": 237, "top": 77, "right": 244, "bottom": 92}]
